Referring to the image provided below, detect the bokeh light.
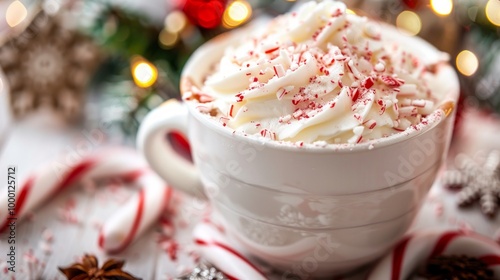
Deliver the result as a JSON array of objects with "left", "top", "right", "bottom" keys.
[
  {"left": 165, "top": 11, "right": 187, "bottom": 33},
  {"left": 456, "top": 50, "right": 479, "bottom": 76},
  {"left": 159, "top": 29, "right": 179, "bottom": 48},
  {"left": 402, "top": 0, "right": 421, "bottom": 10},
  {"left": 6, "top": 0, "right": 27, "bottom": 27},
  {"left": 467, "top": 6, "right": 479, "bottom": 22},
  {"left": 396, "top": 11, "right": 422, "bottom": 36},
  {"left": 131, "top": 58, "right": 158, "bottom": 88},
  {"left": 430, "top": 0, "right": 453, "bottom": 16},
  {"left": 223, "top": 0, "right": 252, "bottom": 28},
  {"left": 43, "top": 0, "right": 61, "bottom": 15},
  {"left": 485, "top": 0, "right": 500, "bottom": 27},
  {"left": 181, "top": 0, "right": 225, "bottom": 29}
]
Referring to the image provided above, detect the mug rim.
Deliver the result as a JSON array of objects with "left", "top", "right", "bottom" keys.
[{"left": 180, "top": 20, "right": 459, "bottom": 154}]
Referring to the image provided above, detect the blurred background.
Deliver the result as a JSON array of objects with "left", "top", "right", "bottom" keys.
[{"left": 0, "top": 0, "right": 498, "bottom": 144}]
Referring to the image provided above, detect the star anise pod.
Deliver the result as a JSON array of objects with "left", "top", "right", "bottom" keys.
[
  {"left": 58, "top": 254, "right": 141, "bottom": 280},
  {"left": 419, "top": 255, "right": 494, "bottom": 280}
]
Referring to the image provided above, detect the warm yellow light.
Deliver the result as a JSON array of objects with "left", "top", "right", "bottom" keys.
[
  {"left": 131, "top": 58, "right": 158, "bottom": 88},
  {"left": 485, "top": 0, "right": 500, "bottom": 26},
  {"left": 165, "top": 11, "right": 187, "bottom": 33},
  {"left": 228, "top": 1, "right": 250, "bottom": 21},
  {"left": 159, "top": 29, "right": 178, "bottom": 48},
  {"left": 396, "top": 11, "right": 422, "bottom": 36},
  {"left": 430, "top": 0, "right": 453, "bottom": 16},
  {"left": 6, "top": 0, "right": 27, "bottom": 27},
  {"left": 346, "top": 9, "right": 356, "bottom": 15},
  {"left": 223, "top": 0, "right": 252, "bottom": 28},
  {"left": 456, "top": 50, "right": 479, "bottom": 76}
]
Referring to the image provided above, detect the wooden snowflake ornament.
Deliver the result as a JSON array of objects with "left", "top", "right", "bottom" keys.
[
  {"left": 442, "top": 150, "right": 500, "bottom": 217},
  {"left": 0, "top": 8, "right": 99, "bottom": 119}
]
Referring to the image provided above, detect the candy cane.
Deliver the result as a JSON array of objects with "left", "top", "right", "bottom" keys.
[
  {"left": 0, "top": 148, "right": 172, "bottom": 254},
  {"left": 98, "top": 170, "right": 172, "bottom": 254},
  {"left": 193, "top": 222, "right": 267, "bottom": 280},
  {"left": 367, "top": 230, "right": 500, "bottom": 280}
]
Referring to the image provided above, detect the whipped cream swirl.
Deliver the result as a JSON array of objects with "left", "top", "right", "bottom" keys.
[{"left": 184, "top": 0, "right": 443, "bottom": 144}]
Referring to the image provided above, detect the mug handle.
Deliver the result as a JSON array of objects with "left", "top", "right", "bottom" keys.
[{"left": 137, "top": 99, "right": 205, "bottom": 198}]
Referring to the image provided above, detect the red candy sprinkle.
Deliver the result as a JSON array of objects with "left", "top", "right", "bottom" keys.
[
  {"left": 350, "top": 88, "right": 360, "bottom": 102},
  {"left": 292, "top": 98, "right": 301, "bottom": 105},
  {"left": 219, "top": 117, "right": 229, "bottom": 127},
  {"left": 362, "top": 77, "right": 374, "bottom": 89},
  {"left": 364, "top": 119, "right": 377, "bottom": 129},
  {"left": 260, "top": 129, "right": 276, "bottom": 140},
  {"left": 265, "top": 46, "right": 279, "bottom": 54},
  {"left": 380, "top": 75, "right": 404, "bottom": 87},
  {"left": 236, "top": 93, "right": 244, "bottom": 102}
]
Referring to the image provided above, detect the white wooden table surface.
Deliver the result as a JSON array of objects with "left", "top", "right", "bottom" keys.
[
  {"left": 0, "top": 107, "right": 207, "bottom": 280},
  {"left": 1, "top": 97, "right": 500, "bottom": 280}
]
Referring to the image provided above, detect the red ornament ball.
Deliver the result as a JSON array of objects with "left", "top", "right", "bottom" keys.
[
  {"left": 178, "top": 0, "right": 227, "bottom": 29},
  {"left": 402, "top": 0, "right": 423, "bottom": 10}
]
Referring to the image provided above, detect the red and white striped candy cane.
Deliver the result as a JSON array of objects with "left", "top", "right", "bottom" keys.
[
  {"left": 193, "top": 222, "right": 267, "bottom": 280},
  {"left": 99, "top": 170, "right": 173, "bottom": 254},
  {"left": 0, "top": 148, "right": 172, "bottom": 254},
  {"left": 368, "top": 230, "right": 500, "bottom": 280}
]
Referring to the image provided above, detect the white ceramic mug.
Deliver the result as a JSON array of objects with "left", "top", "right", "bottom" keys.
[{"left": 137, "top": 25, "right": 459, "bottom": 277}]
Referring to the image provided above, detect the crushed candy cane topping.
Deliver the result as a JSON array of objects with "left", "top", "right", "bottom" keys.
[{"left": 184, "top": 0, "right": 449, "bottom": 145}]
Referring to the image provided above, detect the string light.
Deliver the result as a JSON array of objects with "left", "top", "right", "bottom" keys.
[
  {"left": 6, "top": 0, "right": 27, "bottom": 27},
  {"left": 396, "top": 11, "right": 422, "bottom": 36},
  {"left": 222, "top": 0, "right": 252, "bottom": 29},
  {"left": 456, "top": 50, "right": 479, "bottom": 77},
  {"left": 131, "top": 57, "right": 158, "bottom": 88},
  {"left": 430, "top": 0, "right": 453, "bottom": 16},
  {"left": 165, "top": 11, "right": 187, "bottom": 33},
  {"left": 159, "top": 29, "right": 179, "bottom": 49},
  {"left": 485, "top": 0, "right": 500, "bottom": 27}
]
